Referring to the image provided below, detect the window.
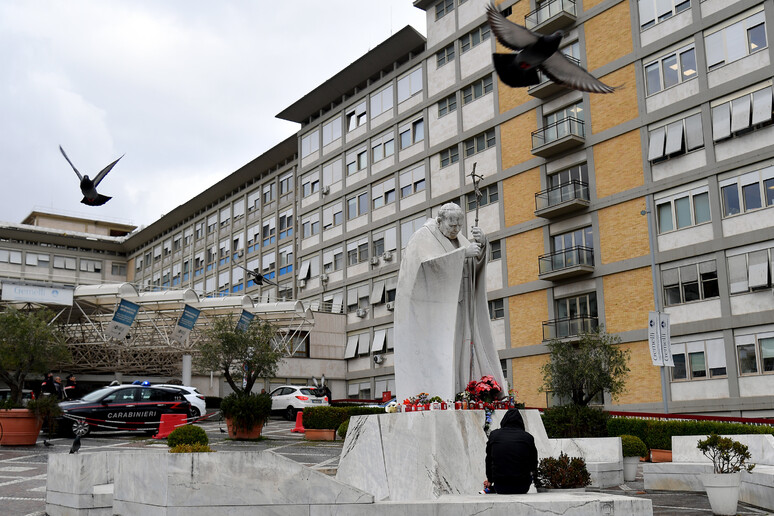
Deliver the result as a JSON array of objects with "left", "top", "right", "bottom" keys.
[
  {"left": 279, "top": 173, "right": 293, "bottom": 197},
  {"left": 346, "top": 147, "right": 368, "bottom": 175},
  {"left": 79, "top": 259, "right": 102, "bottom": 273},
  {"left": 300, "top": 129, "right": 319, "bottom": 158},
  {"left": 461, "top": 24, "right": 490, "bottom": 53},
  {"left": 648, "top": 113, "right": 704, "bottom": 162},
  {"left": 262, "top": 217, "right": 276, "bottom": 246},
  {"left": 347, "top": 191, "right": 369, "bottom": 220},
  {"left": 466, "top": 184, "right": 498, "bottom": 210},
  {"left": 638, "top": 0, "right": 691, "bottom": 30},
  {"left": 436, "top": 43, "right": 455, "bottom": 67},
  {"left": 262, "top": 182, "right": 275, "bottom": 204},
  {"left": 346, "top": 101, "right": 367, "bottom": 131},
  {"left": 719, "top": 166, "right": 774, "bottom": 217},
  {"left": 301, "top": 171, "right": 320, "bottom": 198},
  {"left": 644, "top": 45, "right": 697, "bottom": 96},
  {"left": 247, "top": 189, "right": 260, "bottom": 213},
  {"left": 399, "top": 117, "right": 424, "bottom": 149},
  {"left": 195, "top": 222, "right": 204, "bottom": 239},
  {"left": 301, "top": 213, "right": 320, "bottom": 238},
  {"left": 370, "top": 85, "right": 394, "bottom": 118},
  {"left": 322, "top": 158, "right": 343, "bottom": 186},
  {"left": 554, "top": 292, "right": 598, "bottom": 338},
  {"left": 173, "top": 234, "right": 181, "bottom": 251},
  {"left": 371, "top": 131, "right": 395, "bottom": 163},
  {"left": 544, "top": 102, "right": 585, "bottom": 142},
  {"left": 278, "top": 209, "right": 293, "bottom": 239},
  {"left": 322, "top": 201, "right": 344, "bottom": 229},
  {"left": 712, "top": 86, "right": 773, "bottom": 141},
  {"left": 548, "top": 163, "right": 589, "bottom": 190},
  {"left": 547, "top": 227, "right": 594, "bottom": 272},
  {"left": 322, "top": 116, "right": 342, "bottom": 146},
  {"left": 488, "top": 299, "right": 504, "bottom": 320},
  {"left": 401, "top": 215, "right": 426, "bottom": 248},
  {"left": 435, "top": 0, "right": 454, "bottom": 20},
  {"left": 372, "top": 227, "right": 397, "bottom": 257},
  {"left": 490, "top": 240, "right": 501, "bottom": 260},
  {"left": 656, "top": 186, "right": 711, "bottom": 233},
  {"left": 399, "top": 164, "right": 426, "bottom": 198},
  {"left": 23, "top": 252, "right": 49, "bottom": 267},
  {"left": 323, "top": 246, "right": 344, "bottom": 273},
  {"left": 206, "top": 214, "right": 217, "bottom": 234},
  {"left": 462, "top": 75, "right": 494, "bottom": 105},
  {"left": 705, "top": 10, "right": 767, "bottom": 70},
  {"left": 464, "top": 128, "right": 495, "bottom": 157},
  {"left": 728, "top": 247, "right": 774, "bottom": 294},
  {"left": 440, "top": 145, "right": 459, "bottom": 167},
  {"left": 183, "top": 228, "right": 193, "bottom": 246},
  {"left": 279, "top": 245, "right": 293, "bottom": 275},
  {"left": 347, "top": 237, "right": 370, "bottom": 266},
  {"left": 112, "top": 263, "right": 127, "bottom": 276},
  {"left": 735, "top": 333, "right": 774, "bottom": 375},
  {"left": 53, "top": 255, "right": 76, "bottom": 270},
  {"left": 397, "top": 66, "right": 423, "bottom": 103},
  {"left": 372, "top": 178, "right": 396, "bottom": 210},
  {"left": 262, "top": 251, "right": 276, "bottom": 272},
  {"left": 671, "top": 339, "right": 726, "bottom": 380},
  {"left": 438, "top": 93, "right": 457, "bottom": 118},
  {"left": 662, "top": 260, "right": 719, "bottom": 306}
]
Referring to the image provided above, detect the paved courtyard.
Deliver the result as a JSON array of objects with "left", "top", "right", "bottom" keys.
[{"left": 0, "top": 415, "right": 770, "bottom": 516}]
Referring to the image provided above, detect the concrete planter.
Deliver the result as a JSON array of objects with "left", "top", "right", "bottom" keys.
[
  {"left": 650, "top": 449, "right": 672, "bottom": 462},
  {"left": 623, "top": 456, "right": 640, "bottom": 481},
  {"left": 224, "top": 417, "right": 262, "bottom": 439},
  {"left": 305, "top": 428, "right": 336, "bottom": 441},
  {"left": 701, "top": 472, "right": 740, "bottom": 516},
  {"left": 0, "top": 409, "right": 43, "bottom": 446}
]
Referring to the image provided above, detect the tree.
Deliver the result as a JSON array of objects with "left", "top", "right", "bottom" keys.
[
  {"left": 540, "top": 327, "right": 631, "bottom": 406},
  {"left": 0, "top": 307, "right": 70, "bottom": 406},
  {"left": 195, "top": 315, "right": 283, "bottom": 395}
]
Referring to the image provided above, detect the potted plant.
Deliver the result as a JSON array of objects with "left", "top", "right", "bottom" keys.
[
  {"left": 220, "top": 392, "right": 271, "bottom": 439},
  {"left": 620, "top": 434, "right": 648, "bottom": 482},
  {"left": 303, "top": 406, "right": 348, "bottom": 441},
  {"left": 535, "top": 452, "right": 591, "bottom": 491},
  {"left": 0, "top": 307, "right": 69, "bottom": 446},
  {"left": 697, "top": 433, "right": 755, "bottom": 516}
]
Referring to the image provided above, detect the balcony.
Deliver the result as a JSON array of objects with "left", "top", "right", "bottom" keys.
[
  {"left": 525, "top": 0, "right": 577, "bottom": 34},
  {"left": 528, "top": 56, "right": 581, "bottom": 99},
  {"left": 538, "top": 246, "right": 594, "bottom": 280},
  {"left": 535, "top": 180, "right": 590, "bottom": 218},
  {"left": 532, "top": 117, "right": 585, "bottom": 157},
  {"left": 542, "top": 315, "right": 598, "bottom": 341}
]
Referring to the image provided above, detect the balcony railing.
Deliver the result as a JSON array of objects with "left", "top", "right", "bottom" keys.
[
  {"left": 535, "top": 180, "right": 590, "bottom": 216},
  {"left": 542, "top": 316, "right": 598, "bottom": 340},
  {"left": 531, "top": 117, "right": 585, "bottom": 157},
  {"left": 528, "top": 55, "right": 581, "bottom": 98},
  {"left": 538, "top": 246, "right": 594, "bottom": 280},
  {"left": 525, "top": 0, "right": 577, "bottom": 33}
]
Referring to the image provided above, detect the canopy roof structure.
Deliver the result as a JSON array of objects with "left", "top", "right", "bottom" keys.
[{"left": 3, "top": 284, "right": 314, "bottom": 376}]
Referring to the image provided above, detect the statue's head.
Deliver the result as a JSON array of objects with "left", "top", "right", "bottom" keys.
[{"left": 436, "top": 203, "right": 464, "bottom": 240}]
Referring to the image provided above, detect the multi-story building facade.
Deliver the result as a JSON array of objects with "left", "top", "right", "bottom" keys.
[{"left": 2, "top": 0, "right": 773, "bottom": 415}]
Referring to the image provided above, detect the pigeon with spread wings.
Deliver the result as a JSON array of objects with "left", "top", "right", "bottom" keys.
[
  {"left": 59, "top": 145, "right": 123, "bottom": 206},
  {"left": 485, "top": 3, "right": 615, "bottom": 94}
]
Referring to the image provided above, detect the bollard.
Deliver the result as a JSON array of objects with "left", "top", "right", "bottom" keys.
[{"left": 290, "top": 410, "right": 305, "bottom": 433}]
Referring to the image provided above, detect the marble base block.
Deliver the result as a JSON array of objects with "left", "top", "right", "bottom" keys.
[{"left": 46, "top": 452, "right": 117, "bottom": 516}]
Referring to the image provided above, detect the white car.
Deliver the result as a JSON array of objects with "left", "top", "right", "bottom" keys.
[
  {"left": 270, "top": 385, "right": 329, "bottom": 420},
  {"left": 154, "top": 384, "right": 207, "bottom": 418}
]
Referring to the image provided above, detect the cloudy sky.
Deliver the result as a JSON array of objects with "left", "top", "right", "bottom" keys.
[{"left": 0, "top": 1, "right": 427, "bottom": 229}]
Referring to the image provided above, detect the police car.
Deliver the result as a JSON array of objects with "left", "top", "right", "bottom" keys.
[{"left": 58, "top": 384, "right": 190, "bottom": 437}]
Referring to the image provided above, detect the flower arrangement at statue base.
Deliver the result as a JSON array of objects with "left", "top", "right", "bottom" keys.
[
  {"left": 400, "top": 392, "right": 446, "bottom": 412},
  {"left": 455, "top": 376, "right": 505, "bottom": 434}
]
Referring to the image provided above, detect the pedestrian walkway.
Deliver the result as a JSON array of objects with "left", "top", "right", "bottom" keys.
[{"left": 0, "top": 417, "right": 770, "bottom": 516}]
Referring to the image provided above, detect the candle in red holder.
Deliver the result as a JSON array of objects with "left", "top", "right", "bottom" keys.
[
  {"left": 454, "top": 401, "right": 462, "bottom": 410},
  {"left": 441, "top": 402, "right": 448, "bottom": 410}
]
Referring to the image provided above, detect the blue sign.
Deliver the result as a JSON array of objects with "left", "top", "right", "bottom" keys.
[
  {"left": 113, "top": 299, "right": 140, "bottom": 326},
  {"left": 178, "top": 305, "right": 200, "bottom": 331},
  {"left": 235, "top": 310, "right": 255, "bottom": 332}
]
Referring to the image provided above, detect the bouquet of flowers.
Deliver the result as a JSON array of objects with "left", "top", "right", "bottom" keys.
[
  {"left": 464, "top": 375, "right": 502, "bottom": 404},
  {"left": 402, "top": 392, "right": 443, "bottom": 406}
]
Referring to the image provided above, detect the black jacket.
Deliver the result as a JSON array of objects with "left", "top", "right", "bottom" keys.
[{"left": 485, "top": 409, "right": 538, "bottom": 494}]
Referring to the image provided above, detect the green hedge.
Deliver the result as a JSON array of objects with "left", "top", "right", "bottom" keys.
[
  {"left": 607, "top": 417, "right": 774, "bottom": 450},
  {"left": 303, "top": 406, "right": 384, "bottom": 429},
  {"left": 541, "top": 405, "right": 610, "bottom": 438},
  {"left": 167, "top": 424, "right": 208, "bottom": 448}
]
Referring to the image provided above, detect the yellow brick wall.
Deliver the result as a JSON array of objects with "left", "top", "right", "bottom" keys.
[
  {"left": 503, "top": 168, "right": 540, "bottom": 226},
  {"left": 508, "top": 290, "right": 548, "bottom": 348},
  {"left": 512, "top": 354, "right": 550, "bottom": 408},
  {"left": 506, "top": 228, "right": 543, "bottom": 285},
  {"left": 602, "top": 268, "right": 654, "bottom": 334},
  {"left": 598, "top": 198, "right": 650, "bottom": 265},
  {"left": 593, "top": 129, "right": 644, "bottom": 199},
  {"left": 613, "top": 341, "right": 664, "bottom": 405},
  {"left": 500, "top": 111, "right": 537, "bottom": 170},
  {"left": 585, "top": 3, "right": 633, "bottom": 73},
  {"left": 590, "top": 64, "right": 638, "bottom": 135}
]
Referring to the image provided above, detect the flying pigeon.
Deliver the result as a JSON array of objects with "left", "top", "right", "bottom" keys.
[
  {"left": 69, "top": 434, "right": 81, "bottom": 454},
  {"left": 234, "top": 263, "right": 277, "bottom": 287},
  {"left": 485, "top": 3, "right": 615, "bottom": 94},
  {"left": 59, "top": 145, "right": 123, "bottom": 206}
]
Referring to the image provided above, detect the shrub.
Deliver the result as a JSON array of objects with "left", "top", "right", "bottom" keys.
[
  {"left": 542, "top": 405, "right": 609, "bottom": 438},
  {"left": 536, "top": 452, "right": 591, "bottom": 489},
  {"left": 220, "top": 392, "right": 271, "bottom": 433},
  {"left": 303, "top": 406, "right": 384, "bottom": 430},
  {"left": 169, "top": 443, "right": 214, "bottom": 453},
  {"left": 620, "top": 434, "right": 648, "bottom": 458},
  {"left": 337, "top": 419, "right": 349, "bottom": 440},
  {"left": 697, "top": 433, "right": 755, "bottom": 474},
  {"left": 167, "top": 424, "right": 209, "bottom": 448}
]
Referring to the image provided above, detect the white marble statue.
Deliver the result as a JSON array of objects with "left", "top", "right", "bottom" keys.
[{"left": 394, "top": 202, "right": 506, "bottom": 401}]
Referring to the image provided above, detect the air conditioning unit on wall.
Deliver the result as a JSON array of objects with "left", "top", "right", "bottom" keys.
[
  {"left": 298, "top": 279, "right": 306, "bottom": 288},
  {"left": 356, "top": 308, "right": 368, "bottom": 318},
  {"left": 382, "top": 251, "right": 393, "bottom": 261},
  {"left": 386, "top": 301, "right": 395, "bottom": 311},
  {"left": 370, "top": 256, "right": 380, "bottom": 266}
]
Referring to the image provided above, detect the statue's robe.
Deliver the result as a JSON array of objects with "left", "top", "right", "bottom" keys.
[{"left": 394, "top": 219, "right": 506, "bottom": 402}]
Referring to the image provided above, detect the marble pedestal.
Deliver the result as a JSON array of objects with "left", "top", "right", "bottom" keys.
[{"left": 46, "top": 452, "right": 117, "bottom": 516}]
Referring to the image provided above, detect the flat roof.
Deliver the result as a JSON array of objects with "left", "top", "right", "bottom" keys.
[{"left": 276, "top": 25, "right": 426, "bottom": 124}]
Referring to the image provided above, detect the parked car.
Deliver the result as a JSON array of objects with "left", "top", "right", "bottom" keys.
[
  {"left": 57, "top": 384, "right": 190, "bottom": 437},
  {"left": 154, "top": 384, "right": 207, "bottom": 418},
  {"left": 0, "top": 389, "right": 35, "bottom": 406},
  {"left": 269, "top": 385, "right": 329, "bottom": 420}
]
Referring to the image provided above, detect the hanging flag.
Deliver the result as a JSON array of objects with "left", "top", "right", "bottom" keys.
[
  {"left": 106, "top": 299, "right": 140, "bottom": 341},
  {"left": 648, "top": 311, "right": 663, "bottom": 366},
  {"left": 170, "top": 304, "right": 201, "bottom": 344},
  {"left": 235, "top": 309, "right": 255, "bottom": 332}
]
